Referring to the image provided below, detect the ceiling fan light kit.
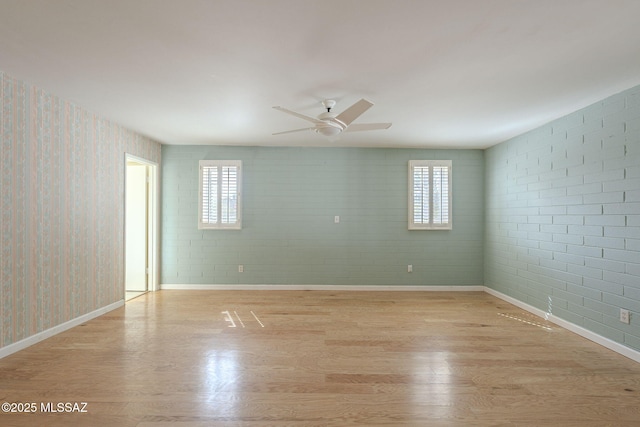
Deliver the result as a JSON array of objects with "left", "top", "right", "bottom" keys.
[
  {"left": 273, "top": 98, "right": 391, "bottom": 138},
  {"left": 316, "top": 124, "right": 342, "bottom": 137}
]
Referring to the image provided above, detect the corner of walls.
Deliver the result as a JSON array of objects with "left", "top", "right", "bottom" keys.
[{"left": 484, "top": 84, "right": 640, "bottom": 353}]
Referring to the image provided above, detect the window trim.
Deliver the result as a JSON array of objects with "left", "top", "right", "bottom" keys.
[
  {"left": 198, "top": 160, "right": 242, "bottom": 230},
  {"left": 408, "top": 160, "right": 452, "bottom": 230}
]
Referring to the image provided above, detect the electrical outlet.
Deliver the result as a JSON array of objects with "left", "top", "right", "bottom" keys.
[
  {"left": 238, "top": 265, "right": 244, "bottom": 273},
  {"left": 620, "top": 308, "right": 630, "bottom": 324},
  {"left": 334, "top": 215, "right": 340, "bottom": 223},
  {"left": 408, "top": 264, "right": 413, "bottom": 273}
]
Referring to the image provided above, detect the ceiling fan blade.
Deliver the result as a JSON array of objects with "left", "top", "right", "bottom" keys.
[
  {"left": 334, "top": 98, "right": 374, "bottom": 126},
  {"left": 345, "top": 122, "right": 392, "bottom": 132},
  {"left": 272, "top": 127, "right": 315, "bottom": 136},
  {"left": 273, "top": 106, "right": 323, "bottom": 124}
]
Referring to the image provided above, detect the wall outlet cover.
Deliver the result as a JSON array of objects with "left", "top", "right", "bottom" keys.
[{"left": 620, "top": 309, "right": 630, "bottom": 324}]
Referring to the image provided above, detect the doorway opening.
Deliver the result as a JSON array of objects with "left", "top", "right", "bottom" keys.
[{"left": 125, "top": 154, "right": 158, "bottom": 301}]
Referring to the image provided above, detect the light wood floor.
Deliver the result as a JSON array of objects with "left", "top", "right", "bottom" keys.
[
  {"left": 1, "top": 291, "right": 639, "bottom": 426},
  {"left": 125, "top": 291, "right": 147, "bottom": 302}
]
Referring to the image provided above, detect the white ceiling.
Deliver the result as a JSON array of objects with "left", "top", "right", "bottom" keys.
[{"left": 2, "top": 0, "right": 640, "bottom": 149}]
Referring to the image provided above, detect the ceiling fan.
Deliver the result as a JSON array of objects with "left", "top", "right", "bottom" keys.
[{"left": 272, "top": 98, "right": 392, "bottom": 137}]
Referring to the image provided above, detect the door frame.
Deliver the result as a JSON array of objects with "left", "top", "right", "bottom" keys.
[{"left": 124, "top": 154, "right": 159, "bottom": 295}]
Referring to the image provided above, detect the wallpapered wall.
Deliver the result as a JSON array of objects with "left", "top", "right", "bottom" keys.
[{"left": 0, "top": 71, "right": 161, "bottom": 349}]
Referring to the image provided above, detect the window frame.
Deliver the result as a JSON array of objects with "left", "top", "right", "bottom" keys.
[
  {"left": 408, "top": 160, "right": 452, "bottom": 230},
  {"left": 198, "top": 160, "right": 242, "bottom": 230}
]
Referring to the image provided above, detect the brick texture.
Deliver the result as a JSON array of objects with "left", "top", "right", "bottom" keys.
[
  {"left": 485, "top": 86, "right": 640, "bottom": 352},
  {"left": 162, "top": 147, "right": 485, "bottom": 287}
]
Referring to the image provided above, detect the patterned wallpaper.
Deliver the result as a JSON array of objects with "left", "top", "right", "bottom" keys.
[{"left": 0, "top": 71, "right": 161, "bottom": 349}]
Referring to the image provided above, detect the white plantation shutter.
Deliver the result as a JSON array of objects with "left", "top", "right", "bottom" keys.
[
  {"left": 432, "top": 165, "right": 449, "bottom": 225},
  {"left": 199, "top": 160, "right": 242, "bottom": 229},
  {"left": 412, "top": 165, "right": 430, "bottom": 225},
  {"left": 201, "top": 165, "right": 218, "bottom": 224},
  {"left": 409, "top": 160, "right": 452, "bottom": 230},
  {"left": 220, "top": 165, "right": 238, "bottom": 224}
]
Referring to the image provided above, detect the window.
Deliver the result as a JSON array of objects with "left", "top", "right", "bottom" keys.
[
  {"left": 199, "top": 160, "right": 242, "bottom": 229},
  {"left": 409, "top": 160, "right": 452, "bottom": 230}
]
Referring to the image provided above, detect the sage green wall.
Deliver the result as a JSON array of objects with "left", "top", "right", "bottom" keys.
[
  {"left": 161, "top": 146, "right": 484, "bottom": 286},
  {"left": 485, "top": 85, "right": 640, "bottom": 352}
]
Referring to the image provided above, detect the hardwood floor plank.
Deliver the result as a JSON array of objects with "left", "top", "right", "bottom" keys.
[{"left": 1, "top": 290, "right": 639, "bottom": 426}]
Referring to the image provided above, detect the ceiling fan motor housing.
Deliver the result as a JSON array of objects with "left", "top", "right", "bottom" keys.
[{"left": 317, "top": 109, "right": 346, "bottom": 136}]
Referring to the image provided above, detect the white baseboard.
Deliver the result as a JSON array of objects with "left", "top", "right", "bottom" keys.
[
  {"left": 0, "top": 300, "right": 124, "bottom": 359},
  {"left": 160, "top": 283, "right": 486, "bottom": 292},
  {"left": 484, "top": 287, "right": 640, "bottom": 364}
]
